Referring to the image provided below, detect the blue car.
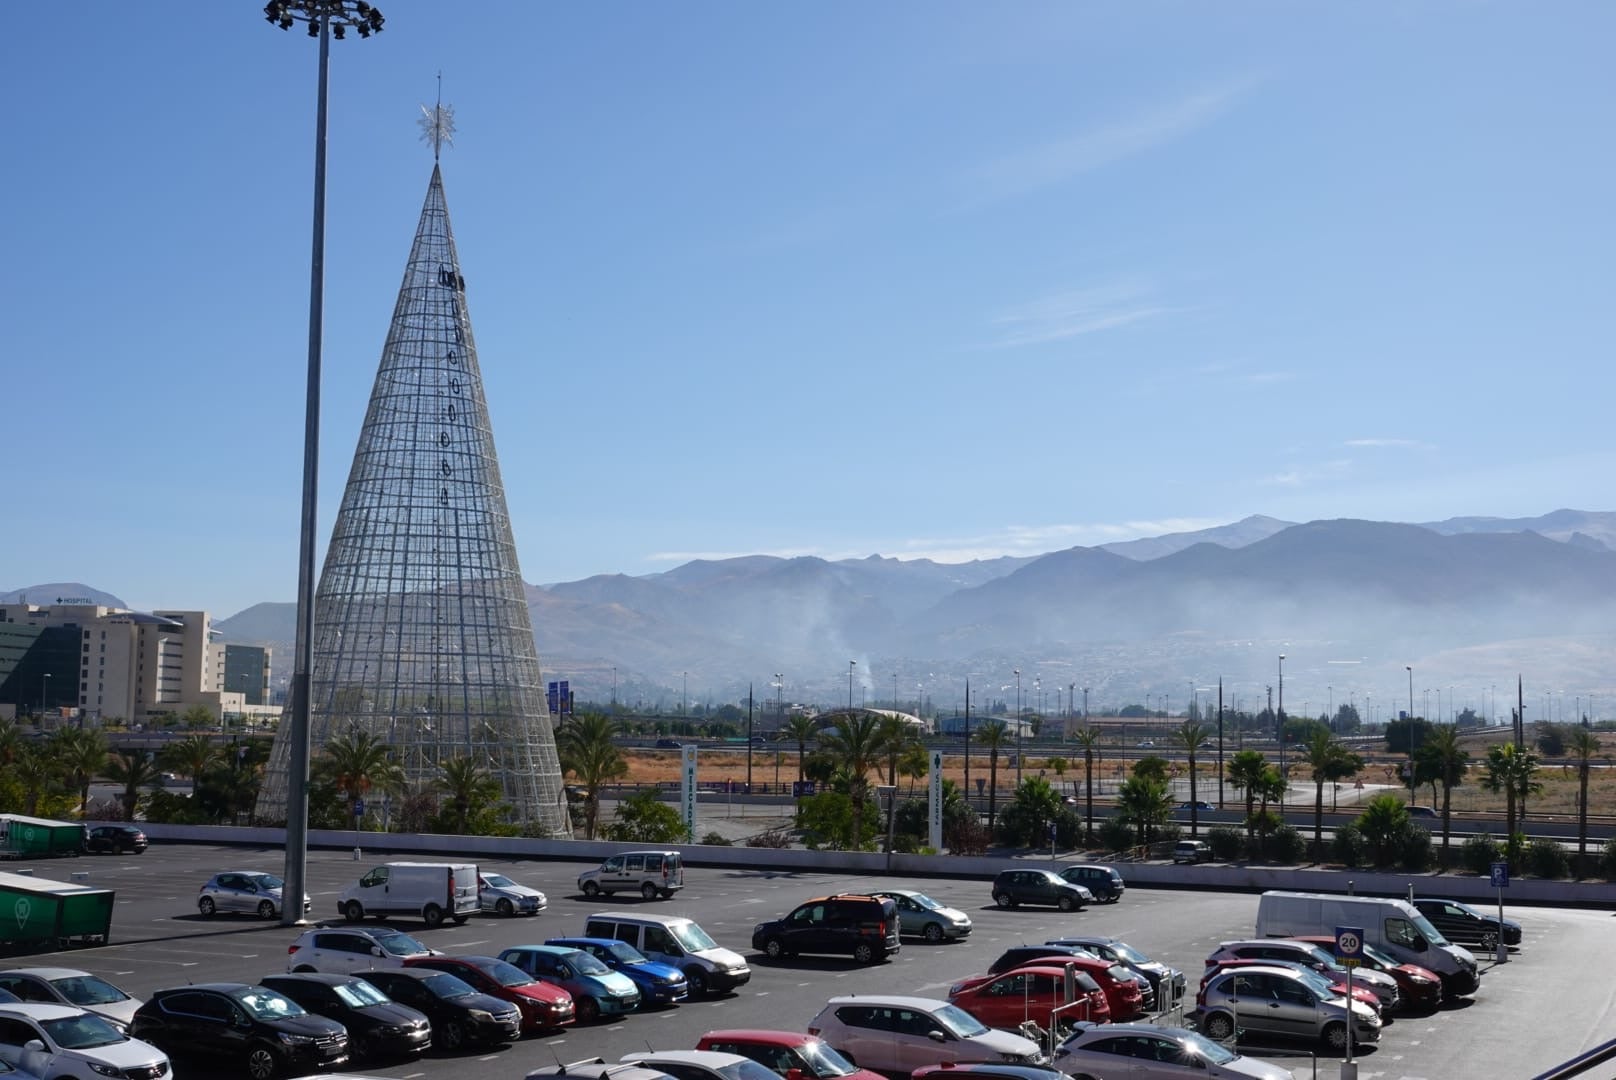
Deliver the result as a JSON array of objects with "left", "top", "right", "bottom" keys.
[
  {"left": 498, "top": 944, "right": 642, "bottom": 1023},
  {"left": 545, "top": 936, "right": 690, "bottom": 1006}
]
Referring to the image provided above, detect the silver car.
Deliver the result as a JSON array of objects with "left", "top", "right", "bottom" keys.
[
  {"left": 870, "top": 889, "right": 973, "bottom": 942},
  {"left": 1196, "top": 965, "right": 1380, "bottom": 1051},
  {"left": 479, "top": 872, "right": 548, "bottom": 917},
  {"left": 198, "top": 870, "right": 311, "bottom": 920},
  {"left": 1055, "top": 1022, "right": 1293, "bottom": 1080}
]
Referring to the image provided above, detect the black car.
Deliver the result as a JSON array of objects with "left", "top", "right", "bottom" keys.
[
  {"left": 258, "top": 972, "right": 431, "bottom": 1062},
  {"left": 991, "top": 869, "right": 1093, "bottom": 911},
  {"left": 84, "top": 825, "right": 147, "bottom": 855},
  {"left": 354, "top": 968, "right": 521, "bottom": 1051},
  {"left": 130, "top": 982, "right": 348, "bottom": 1080},
  {"left": 1058, "top": 864, "right": 1125, "bottom": 903},
  {"left": 1413, "top": 897, "right": 1522, "bottom": 948},
  {"left": 751, "top": 894, "right": 901, "bottom": 964},
  {"left": 985, "top": 943, "right": 1095, "bottom": 977}
]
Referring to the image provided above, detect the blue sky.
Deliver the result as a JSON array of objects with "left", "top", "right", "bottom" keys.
[{"left": 7, "top": 2, "right": 1613, "bottom": 618}]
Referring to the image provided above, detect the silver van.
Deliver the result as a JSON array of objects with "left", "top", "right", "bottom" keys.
[
  {"left": 582, "top": 912, "right": 748, "bottom": 998},
  {"left": 578, "top": 851, "right": 685, "bottom": 900}
]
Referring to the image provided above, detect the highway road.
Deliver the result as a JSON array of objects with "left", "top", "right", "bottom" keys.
[{"left": 7, "top": 842, "right": 1610, "bottom": 1080}]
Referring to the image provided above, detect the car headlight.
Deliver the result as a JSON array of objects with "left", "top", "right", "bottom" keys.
[
  {"left": 1410, "top": 974, "right": 1437, "bottom": 985},
  {"left": 467, "top": 1009, "right": 494, "bottom": 1022},
  {"left": 278, "top": 1033, "right": 315, "bottom": 1045},
  {"left": 88, "top": 1065, "right": 122, "bottom": 1078}
]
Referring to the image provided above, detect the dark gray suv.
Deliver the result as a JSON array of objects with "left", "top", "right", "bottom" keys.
[
  {"left": 1058, "top": 864, "right": 1124, "bottom": 903},
  {"left": 991, "top": 869, "right": 1094, "bottom": 912}
]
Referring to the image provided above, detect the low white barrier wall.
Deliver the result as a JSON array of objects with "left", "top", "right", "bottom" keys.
[{"left": 134, "top": 823, "right": 1616, "bottom": 907}]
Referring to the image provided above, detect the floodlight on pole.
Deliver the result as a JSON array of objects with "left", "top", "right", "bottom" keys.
[
  {"left": 262, "top": 0, "right": 384, "bottom": 929},
  {"left": 1406, "top": 665, "right": 1415, "bottom": 802},
  {"left": 1013, "top": 669, "right": 1022, "bottom": 785}
]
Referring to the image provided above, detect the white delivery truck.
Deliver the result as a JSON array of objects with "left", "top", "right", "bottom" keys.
[
  {"left": 338, "top": 861, "right": 480, "bottom": 927},
  {"left": 1255, "top": 889, "right": 1480, "bottom": 999}
]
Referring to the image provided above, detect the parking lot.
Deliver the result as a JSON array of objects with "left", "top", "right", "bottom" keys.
[{"left": 7, "top": 842, "right": 1610, "bottom": 1079}]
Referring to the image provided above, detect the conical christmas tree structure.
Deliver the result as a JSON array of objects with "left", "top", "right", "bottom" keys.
[{"left": 257, "top": 162, "right": 568, "bottom": 836}]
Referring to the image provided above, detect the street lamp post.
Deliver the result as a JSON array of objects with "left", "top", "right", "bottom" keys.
[
  {"left": 682, "top": 671, "right": 687, "bottom": 716},
  {"left": 1013, "top": 669, "right": 1022, "bottom": 786},
  {"left": 1406, "top": 665, "right": 1415, "bottom": 803},
  {"left": 263, "top": 0, "right": 385, "bottom": 929},
  {"left": 1277, "top": 654, "right": 1285, "bottom": 810},
  {"left": 848, "top": 661, "right": 856, "bottom": 712}
]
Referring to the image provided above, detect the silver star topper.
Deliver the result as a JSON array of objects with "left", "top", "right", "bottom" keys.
[{"left": 419, "top": 100, "right": 456, "bottom": 160}]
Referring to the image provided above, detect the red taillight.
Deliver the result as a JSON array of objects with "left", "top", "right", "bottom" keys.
[{"left": 288, "top": 945, "right": 300, "bottom": 954}]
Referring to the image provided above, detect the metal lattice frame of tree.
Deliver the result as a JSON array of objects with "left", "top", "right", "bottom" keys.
[{"left": 257, "top": 161, "right": 567, "bottom": 836}]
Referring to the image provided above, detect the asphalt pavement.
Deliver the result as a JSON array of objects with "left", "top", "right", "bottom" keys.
[{"left": 8, "top": 843, "right": 1608, "bottom": 1080}]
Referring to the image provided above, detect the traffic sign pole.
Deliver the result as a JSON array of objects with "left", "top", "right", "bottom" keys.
[
  {"left": 1334, "top": 926, "right": 1365, "bottom": 1076},
  {"left": 1490, "top": 861, "right": 1510, "bottom": 963}
]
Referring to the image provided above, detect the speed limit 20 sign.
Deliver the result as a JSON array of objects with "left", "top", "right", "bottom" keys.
[{"left": 1335, "top": 925, "right": 1365, "bottom": 967}]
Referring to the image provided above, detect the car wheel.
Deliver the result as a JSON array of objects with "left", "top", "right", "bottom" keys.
[
  {"left": 258, "top": 900, "right": 276, "bottom": 920},
  {"left": 582, "top": 881, "right": 601, "bottom": 897},
  {"left": 577, "top": 996, "right": 601, "bottom": 1024},
  {"left": 292, "top": 964, "right": 317, "bottom": 973},
  {"left": 641, "top": 882, "right": 659, "bottom": 901},
  {"left": 923, "top": 922, "right": 944, "bottom": 943},
  {"left": 344, "top": 900, "right": 365, "bottom": 922},
  {"left": 114, "top": 844, "right": 127, "bottom": 855},
  {"left": 439, "top": 1018, "right": 466, "bottom": 1051},
  {"left": 496, "top": 898, "right": 514, "bottom": 917},
  {"left": 246, "top": 1043, "right": 282, "bottom": 1080},
  {"left": 198, "top": 897, "right": 216, "bottom": 917},
  {"left": 853, "top": 942, "right": 875, "bottom": 965},
  {"left": 764, "top": 938, "right": 785, "bottom": 960},
  {"left": 423, "top": 903, "right": 445, "bottom": 928},
  {"left": 1203, "top": 1012, "right": 1234, "bottom": 1041},
  {"left": 1481, "top": 929, "right": 1499, "bottom": 951},
  {"left": 994, "top": 893, "right": 1014, "bottom": 908},
  {"left": 1322, "top": 1021, "right": 1348, "bottom": 1051},
  {"left": 1057, "top": 895, "right": 1076, "bottom": 912},
  {"left": 452, "top": 914, "right": 469, "bottom": 925},
  {"left": 685, "top": 967, "right": 708, "bottom": 998}
]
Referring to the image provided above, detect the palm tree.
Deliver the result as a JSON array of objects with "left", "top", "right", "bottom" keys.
[
  {"left": 1568, "top": 728, "right": 1603, "bottom": 856},
  {"left": 1480, "top": 742, "right": 1542, "bottom": 864},
  {"left": 819, "top": 712, "right": 884, "bottom": 848},
  {"left": 0, "top": 718, "right": 20, "bottom": 768},
  {"left": 875, "top": 714, "right": 912, "bottom": 786},
  {"left": 976, "top": 720, "right": 1009, "bottom": 830},
  {"left": 1174, "top": 721, "right": 1210, "bottom": 837},
  {"left": 1303, "top": 730, "right": 1363, "bottom": 857},
  {"left": 103, "top": 748, "right": 162, "bottom": 821},
  {"left": 15, "top": 743, "right": 58, "bottom": 815},
  {"left": 1415, "top": 725, "right": 1470, "bottom": 857},
  {"left": 778, "top": 715, "right": 819, "bottom": 785},
  {"left": 1115, "top": 775, "right": 1173, "bottom": 847},
  {"left": 433, "top": 754, "right": 503, "bottom": 834},
  {"left": 318, "top": 731, "right": 405, "bottom": 826},
  {"left": 898, "top": 742, "right": 930, "bottom": 797},
  {"left": 1252, "top": 765, "right": 1287, "bottom": 856},
  {"left": 1074, "top": 727, "right": 1102, "bottom": 844},
  {"left": 50, "top": 728, "right": 109, "bottom": 817},
  {"left": 556, "top": 712, "right": 628, "bottom": 839},
  {"left": 161, "top": 734, "right": 221, "bottom": 782},
  {"left": 1357, "top": 793, "right": 1412, "bottom": 867},
  {"left": 1226, "top": 749, "right": 1269, "bottom": 846}
]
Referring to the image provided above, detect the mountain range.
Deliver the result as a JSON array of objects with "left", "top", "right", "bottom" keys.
[{"left": 13, "top": 509, "right": 1615, "bottom": 710}]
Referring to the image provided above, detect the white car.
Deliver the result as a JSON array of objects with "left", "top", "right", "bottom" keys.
[
  {"left": 0, "top": 970, "right": 140, "bottom": 1033},
  {"left": 479, "top": 872, "right": 548, "bottom": 916},
  {"left": 0, "top": 1003, "right": 169, "bottom": 1080},
  {"left": 1055, "top": 1022, "right": 1294, "bottom": 1080},
  {"left": 285, "top": 926, "right": 436, "bottom": 974},
  {"left": 622, "top": 1050, "right": 783, "bottom": 1080},
  {"left": 806, "top": 995, "right": 1043, "bottom": 1075},
  {"left": 197, "top": 870, "right": 311, "bottom": 920}
]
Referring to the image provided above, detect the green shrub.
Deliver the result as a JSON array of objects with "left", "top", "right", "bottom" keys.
[
  {"left": 1460, "top": 833, "right": 1504, "bottom": 876},
  {"left": 1098, "top": 815, "right": 1136, "bottom": 854},
  {"left": 1269, "top": 824, "right": 1306, "bottom": 863},
  {"left": 1527, "top": 838, "right": 1568, "bottom": 879},
  {"left": 1331, "top": 823, "right": 1369, "bottom": 868},
  {"left": 1602, "top": 837, "right": 1616, "bottom": 880},
  {"left": 700, "top": 831, "right": 733, "bottom": 846},
  {"left": 1054, "top": 807, "right": 1086, "bottom": 848},
  {"left": 1207, "top": 826, "right": 1244, "bottom": 861},
  {"left": 1398, "top": 825, "right": 1432, "bottom": 872},
  {"left": 1155, "top": 822, "right": 1183, "bottom": 845}
]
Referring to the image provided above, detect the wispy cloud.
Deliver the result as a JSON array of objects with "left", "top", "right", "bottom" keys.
[
  {"left": 1343, "top": 437, "right": 1430, "bottom": 449},
  {"left": 960, "top": 77, "right": 1258, "bottom": 206},
  {"left": 1260, "top": 459, "right": 1353, "bottom": 488},
  {"left": 987, "top": 279, "right": 1173, "bottom": 348},
  {"left": 1241, "top": 371, "right": 1295, "bottom": 385}
]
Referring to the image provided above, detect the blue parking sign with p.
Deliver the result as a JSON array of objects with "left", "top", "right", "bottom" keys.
[
  {"left": 1490, "top": 861, "right": 1510, "bottom": 888},
  {"left": 1335, "top": 926, "right": 1364, "bottom": 966}
]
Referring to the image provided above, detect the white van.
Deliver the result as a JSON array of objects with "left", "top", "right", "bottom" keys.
[
  {"left": 577, "top": 851, "right": 684, "bottom": 900},
  {"left": 1255, "top": 890, "right": 1479, "bottom": 998},
  {"left": 583, "top": 912, "right": 749, "bottom": 999},
  {"left": 338, "top": 861, "right": 480, "bottom": 927}
]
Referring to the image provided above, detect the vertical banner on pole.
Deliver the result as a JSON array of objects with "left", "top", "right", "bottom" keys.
[
  {"left": 928, "top": 750, "right": 944, "bottom": 850},
  {"left": 681, "top": 744, "right": 698, "bottom": 843}
]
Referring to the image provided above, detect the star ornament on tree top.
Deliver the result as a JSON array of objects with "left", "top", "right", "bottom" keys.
[{"left": 419, "top": 100, "right": 456, "bottom": 160}]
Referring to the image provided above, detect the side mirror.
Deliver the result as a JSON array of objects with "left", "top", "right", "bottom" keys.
[
  {"left": 22, "top": 1040, "right": 45, "bottom": 1053},
  {"left": 372, "top": 946, "right": 386, "bottom": 957},
  {"left": 927, "top": 1030, "right": 948, "bottom": 1043}
]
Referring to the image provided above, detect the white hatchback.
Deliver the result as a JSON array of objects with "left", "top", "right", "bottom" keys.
[
  {"left": 806, "top": 995, "right": 1043, "bottom": 1075},
  {"left": 0, "top": 1003, "right": 169, "bottom": 1080},
  {"left": 285, "top": 926, "right": 436, "bottom": 974},
  {"left": 0, "top": 969, "right": 141, "bottom": 1033}
]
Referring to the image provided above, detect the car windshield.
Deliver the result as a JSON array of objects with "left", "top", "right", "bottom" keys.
[
  {"left": 669, "top": 922, "right": 717, "bottom": 952},
  {"left": 1108, "top": 941, "right": 1150, "bottom": 965},
  {"left": 907, "top": 893, "right": 941, "bottom": 910},
  {"left": 333, "top": 980, "right": 391, "bottom": 1008},
  {"left": 483, "top": 874, "right": 516, "bottom": 888},
  {"left": 247, "top": 873, "right": 284, "bottom": 890},
  {"left": 235, "top": 988, "right": 307, "bottom": 1020},
  {"left": 718, "top": 1061, "right": 787, "bottom": 1080},
  {"left": 419, "top": 972, "right": 477, "bottom": 1000},
  {"left": 568, "top": 951, "right": 611, "bottom": 976},
  {"left": 1410, "top": 914, "right": 1449, "bottom": 946},
  {"left": 374, "top": 930, "right": 430, "bottom": 956},
  {"left": 1288, "top": 968, "right": 1339, "bottom": 996},
  {"left": 1360, "top": 943, "right": 1398, "bottom": 968},
  {"left": 799, "top": 1039, "right": 858, "bottom": 1076},
  {"left": 41, "top": 1013, "right": 126, "bottom": 1049},
  {"left": 933, "top": 1003, "right": 989, "bottom": 1038},
  {"left": 483, "top": 959, "right": 540, "bottom": 987},
  {"left": 1176, "top": 1030, "right": 1238, "bottom": 1065},
  {"left": 604, "top": 942, "right": 648, "bottom": 965},
  {"left": 52, "top": 975, "right": 130, "bottom": 1006}
]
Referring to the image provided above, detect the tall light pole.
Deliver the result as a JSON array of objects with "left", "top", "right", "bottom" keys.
[
  {"left": 682, "top": 671, "right": 688, "bottom": 716},
  {"left": 263, "top": 0, "right": 384, "bottom": 929},
  {"left": 774, "top": 674, "right": 783, "bottom": 727},
  {"left": 1406, "top": 665, "right": 1415, "bottom": 803},
  {"left": 1013, "top": 669, "right": 1022, "bottom": 785},
  {"left": 893, "top": 672, "right": 899, "bottom": 712},
  {"left": 1276, "top": 654, "right": 1285, "bottom": 810},
  {"left": 610, "top": 667, "right": 617, "bottom": 707},
  {"left": 848, "top": 661, "right": 856, "bottom": 712}
]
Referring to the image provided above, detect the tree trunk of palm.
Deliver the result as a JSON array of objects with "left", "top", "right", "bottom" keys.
[
  {"left": 1505, "top": 787, "right": 1517, "bottom": 863},
  {"left": 1440, "top": 781, "right": 1453, "bottom": 858},
  {"left": 1578, "top": 763, "right": 1589, "bottom": 855}
]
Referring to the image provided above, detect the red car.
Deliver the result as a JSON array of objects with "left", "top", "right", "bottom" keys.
[
  {"left": 1199, "top": 958, "right": 1379, "bottom": 1012},
  {"left": 404, "top": 955, "right": 575, "bottom": 1032},
  {"left": 946, "top": 963, "right": 1111, "bottom": 1031},
  {"left": 696, "top": 1029, "right": 887, "bottom": 1080},
  {"left": 1294, "top": 935, "right": 1443, "bottom": 1012}
]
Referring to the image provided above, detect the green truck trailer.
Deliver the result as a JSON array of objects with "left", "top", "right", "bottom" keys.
[
  {"left": 0, "top": 870, "right": 115, "bottom": 950},
  {"left": 0, "top": 815, "right": 87, "bottom": 859}
]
